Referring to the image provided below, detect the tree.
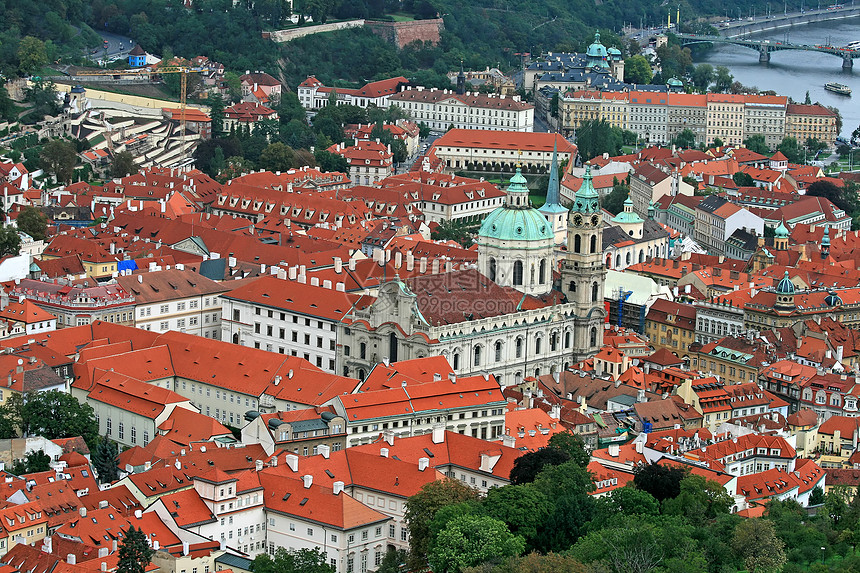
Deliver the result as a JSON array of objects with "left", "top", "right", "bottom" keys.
[
  {"left": 805, "top": 137, "right": 827, "bottom": 155},
  {"left": 92, "top": 435, "right": 119, "bottom": 484},
  {"left": 550, "top": 93, "right": 559, "bottom": 118},
  {"left": 662, "top": 474, "right": 733, "bottom": 521},
  {"left": 0, "top": 87, "right": 17, "bottom": 122},
  {"left": 509, "top": 447, "right": 569, "bottom": 485},
  {"left": 17, "top": 36, "right": 48, "bottom": 76},
  {"left": 591, "top": 486, "right": 660, "bottom": 523},
  {"left": 111, "top": 151, "right": 137, "bottom": 179},
  {"left": 0, "top": 226, "right": 21, "bottom": 257},
  {"left": 633, "top": 462, "right": 687, "bottom": 502},
  {"left": 547, "top": 431, "right": 589, "bottom": 467},
  {"left": 462, "top": 552, "right": 588, "bottom": 573},
  {"left": 603, "top": 179, "right": 629, "bottom": 215},
  {"left": 531, "top": 460, "right": 595, "bottom": 552},
  {"left": 16, "top": 206, "right": 48, "bottom": 241},
  {"left": 691, "top": 63, "right": 714, "bottom": 91},
  {"left": 743, "top": 134, "right": 770, "bottom": 155},
  {"left": 21, "top": 390, "right": 99, "bottom": 446},
  {"left": 428, "top": 515, "right": 525, "bottom": 573},
  {"left": 809, "top": 485, "right": 826, "bottom": 506},
  {"left": 483, "top": 485, "right": 551, "bottom": 549},
  {"left": 314, "top": 149, "right": 349, "bottom": 173},
  {"left": 671, "top": 129, "right": 696, "bottom": 150},
  {"left": 117, "top": 526, "right": 155, "bottom": 573},
  {"left": 732, "top": 519, "right": 786, "bottom": 573},
  {"left": 712, "top": 137, "right": 725, "bottom": 149},
  {"left": 623, "top": 55, "right": 652, "bottom": 84},
  {"left": 732, "top": 171, "right": 754, "bottom": 187},
  {"left": 251, "top": 547, "right": 333, "bottom": 573},
  {"left": 777, "top": 137, "right": 804, "bottom": 164},
  {"left": 405, "top": 479, "right": 481, "bottom": 570},
  {"left": 206, "top": 93, "right": 225, "bottom": 136},
  {"left": 713, "top": 66, "right": 734, "bottom": 93},
  {"left": 431, "top": 219, "right": 472, "bottom": 247},
  {"left": 223, "top": 71, "right": 242, "bottom": 103},
  {"left": 277, "top": 92, "right": 306, "bottom": 125},
  {"left": 374, "top": 549, "right": 407, "bottom": 573},
  {"left": 576, "top": 119, "right": 622, "bottom": 161},
  {"left": 804, "top": 91, "right": 812, "bottom": 104},
  {"left": 259, "top": 142, "right": 296, "bottom": 172},
  {"left": 40, "top": 139, "right": 77, "bottom": 184},
  {"left": 10, "top": 449, "right": 51, "bottom": 475}
]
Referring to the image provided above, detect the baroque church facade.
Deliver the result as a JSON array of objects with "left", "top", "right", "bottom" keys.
[{"left": 338, "top": 153, "right": 606, "bottom": 385}]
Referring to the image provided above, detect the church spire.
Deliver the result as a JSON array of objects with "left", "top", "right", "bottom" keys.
[
  {"left": 573, "top": 165, "right": 600, "bottom": 214},
  {"left": 821, "top": 226, "right": 830, "bottom": 259},
  {"left": 545, "top": 143, "right": 561, "bottom": 207}
]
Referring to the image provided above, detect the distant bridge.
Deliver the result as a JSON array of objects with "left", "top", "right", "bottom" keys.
[{"left": 676, "top": 33, "right": 860, "bottom": 68}]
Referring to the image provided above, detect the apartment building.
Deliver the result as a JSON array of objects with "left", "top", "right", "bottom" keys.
[
  {"left": 693, "top": 195, "right": 764, "bottom": 256},
  {"left": 221, "top": 276, "right": 356, "bottom": 373},
  {"left": 298, "top": 76, "right": 407, "bottom": 110},
  {"left": 389, "top": 86, "right": 534, "bottom": 132},
  {"left": 431, "top": 129, "right": 575, "bottom": 173},
  {"left": 743, "top": 95, "right": 787, "bottom": 150},
  {"left": 117, "top": 269, "right": 227, "bottom": 339},
  {"left": 706, "top": 94, "right": 746, "bottom": 146},
  {"left": 328, "top": 141, "right": 393, "bottom": 186},
  {"left": 785, "top": 103, "right": 839, "bottom": 148},
  {"left": 599, "top": 92, "right": 629, "bottom": 130},
  {"left": 629, "top": 91, "right": 669, "bottom": 144},
  {"left": 667, "top": 93, "right": 707, "bottom": 146}
]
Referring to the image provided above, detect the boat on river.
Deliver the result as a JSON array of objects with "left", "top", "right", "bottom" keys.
[{"left": 825, "top": 82, "right": 852, "bottom": 95}]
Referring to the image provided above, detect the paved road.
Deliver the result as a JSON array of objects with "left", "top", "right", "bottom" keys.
[{"left": 86, "top": 31, "right": 135, "bottom": 64}]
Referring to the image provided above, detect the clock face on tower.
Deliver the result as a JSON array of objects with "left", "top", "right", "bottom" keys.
[
  {"left": 591, "top": 214, "right": 600, "bottom": 226},
  {"left": 573, "top": 214, "right": 583, "bottom": 227}
]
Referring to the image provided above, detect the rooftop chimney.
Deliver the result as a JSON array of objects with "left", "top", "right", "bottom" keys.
[
  {"left": 418, "top": 457, "right": 430, "bottom": 471},
  {"left": 302, "top": 474, "right": 313, "bottom": 488},
  {"left": 333, "top": 481, "right": 344, "bottom": 495},
  {"left": 285, "top": 454, "right": 298, "bottom": 472}
]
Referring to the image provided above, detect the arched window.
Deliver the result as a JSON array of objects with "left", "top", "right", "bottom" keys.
[
  {"left": 495, "top": 341, "right": 503, "bottom": 362},
  {"left": 473, "top": 346, "right": 482, "bottom": 367},
  {"left": 592, "top": 282, "right": 599, "bottom": 302},
  {"left": 590, "top": 234, "right": 597, "bottom": 253},
  {"left": 358, "top": 369, "right": 366, "bottom": 380},
  {"left": 453, "top": 352, "right": 460, "bottom": 370},
  {"left": 515, "top": 338, "right": 523, "bottom": 358},
  {"left": 564, "top": 331, "right": 571, "bottom": 348},
  {"left": 590, "top": 327, "right": 597, "bottom": 347},
  {"left": 360, "top": 342, "right": 367, "bottom": 359},
  {"left": 639, "top": 249, "right": 645, "bottom": 263},
  {"left": 513, "top": 261, "right": 524, "bottom": 286},
  {"left": 569, "top": 280, "right": 576, "bottom": 292},
  {"left": 626, "top": 252, "right": 632, "bottom": 266},
  {"left": 488, "top": 257, "right": 496, "bottom": 282},
  {"left": 615, "top": 254, "right": 621, "bottom": 268},
  {"left": 535, "top": 337, "right": 542, "bottom": 354},
  {"left": 574, "top": 234, "right": 582, "bottom": 253},
  {"left": 539, "top": 259, "right": 547, "bottom": 284},
  {"left": 550, "top": 333, "right": 558, "bottom": 352},
  {"left": 535, "top": 368, "right": 541, "bottom": 377}
]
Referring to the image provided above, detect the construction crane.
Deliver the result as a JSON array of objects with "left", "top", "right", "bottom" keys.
[{"left": 73, "top": 65, "right": 212, "bottom": 165}]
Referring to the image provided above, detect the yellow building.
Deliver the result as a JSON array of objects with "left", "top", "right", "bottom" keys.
[
  {"left": 0, "top": 501, "right": 47, "bottom": 556},
  {"left": 599, "top": 92, "right": 629, "bottom": 130},
  {"left": 644, "top": 298, "right": 697, "bottom": 360},
  {"left": 785, "top": 103, "right": 839, "bottom": 148}
]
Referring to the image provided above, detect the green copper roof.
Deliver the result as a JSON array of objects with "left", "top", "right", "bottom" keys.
[
  {"left": 822, "top": 226, "right": 831, "bottom": 246},
  {"left": 573, "top": 165, "right": 600, "bottom": 214},
  {"left": 611, "top": 198, "right": 644, "bottom": 224},
  {"left": 539, "top": 142, "right": 567, "bottom": 215},
  {"left": 775, "top": 220, "right": 789, "bottom": 238},
  {"left": 478, "top": 168, "right": 554, "bottom": 243}
]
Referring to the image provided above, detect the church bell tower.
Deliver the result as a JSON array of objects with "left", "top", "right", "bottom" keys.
[{"left": 560, "top": 165, "right": 607, "bottom": 362}]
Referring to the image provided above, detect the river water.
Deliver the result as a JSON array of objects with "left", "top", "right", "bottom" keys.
[{"left": 698, "top": 19, "right": 860, "bottom": 137}]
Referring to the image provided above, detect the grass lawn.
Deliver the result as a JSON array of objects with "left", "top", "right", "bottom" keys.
[{"left": 388, "top": 13, "right": 415, "bottom": 21}]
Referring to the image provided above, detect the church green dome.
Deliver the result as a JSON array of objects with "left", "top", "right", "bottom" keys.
[
  {"left": 478, "top": 207, "right": 555, "bottom": 243},
  {"left": 611, "top": 198, "right": 644, "bottom": 225},
  {"left": 775, "top": 220, "right": 789, "bottom": 238},
  {"left": 586, "top": 31, "right": 609, "bottom": 68},
  {"left": 478, "top": 167, "right": 554, "bottom": 243},
  {"left": 776, "top": 271, "right": 795, "bottom": 295}
]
